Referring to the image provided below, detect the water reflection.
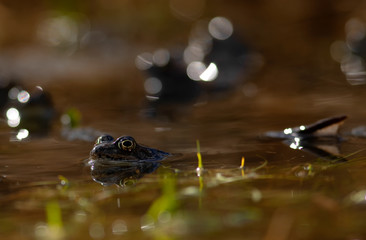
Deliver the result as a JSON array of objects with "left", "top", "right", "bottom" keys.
[
  {"left": 286, "top": 139, "right": 342, "bottom": 160},
  {"left": 89, "top": 160, "right": 161, "bottom": 186}
]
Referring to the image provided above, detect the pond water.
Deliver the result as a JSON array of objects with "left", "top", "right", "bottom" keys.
[
  {"left": 1, "top": 1, "right": 366, "bottom": 240},
  {"left": 1, "top": 79, "right": 366, "bottom": 240}
]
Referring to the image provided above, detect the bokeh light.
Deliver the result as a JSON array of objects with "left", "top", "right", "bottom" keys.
[
  {"left": 340, "top": 55, "right": 366, "bottom": 85},
  {"left": 330, "top": 41, "right": 350, "bottom": 62},
  {"left": 16, "top": 129, "right": 29, "bottom": 140},
  {"left": 89, "top": 222, "right": 105, "bottom": 239},
  {"left": 135, "top": 52, "right": 153, "bottom": 70},
  {"left": 140, "top": 215, "right": 155, "bottom": 231},
  {"left": 208, "top": 17, "right": 233, "bottom": 40},
  {"left": 74, "top": 211, "right": 87, "bottom": 223},
  {"left": 17, "top": 90, "right": 30, "bottom": 103},
  {"left": 34, "top": 222, "right": 49, "bottom": 239},
  {"left": 183, "top": 45, "right": 205, "bottom": 64},
  {"left": 37, "top": 12, "right": 89, "bottom": 55},
  {"left": 144, "top": 77, "right": 163, "bottom": 95},
  {"left": 289, "top": 137, "right": 302, "bottom": 150},
  {"left": 186, "top": 61, "right": 206, "bottom": 81},
  {"left": 60, "top": 114, "right": 71, "bottom": 126},
  {"left": 199, "top": 62, "right": 218, "bottom": 81},
  {"left": 112, "top": 219, "right": 128, "bottom": 235},
  {"left": 38, "top": 15, "right": 78, "bottom": 46},
  {"left": 333, "top": 18, "right": 366, "bottom": 85},
  {"left": 188, "top": 21, "right": 213, "bottom": 56},
  {"left": 6, "top": 107, "right": 20, "bottom": 128},
  {"left": 349, "top": 190, "right": 366, "bottom": 204},
  {"left": 345, "top": 18, "right": 365, "bottom": 46},
  {"left": 283, "top": 128, "right": 293, "bottom": 135},
  {"left": 152, "top": 49, "right": 170, "bottom": 67},
  {"left": 8, "top": 87, "right": 20, "bottom": 100}
]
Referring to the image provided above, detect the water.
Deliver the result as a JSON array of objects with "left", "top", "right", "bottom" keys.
[
  {"left": 1, "top": 78, "right": 366, "bottom": 240},
  {"left": 2, "top": 1, "right": 366, "bottom": 239}
]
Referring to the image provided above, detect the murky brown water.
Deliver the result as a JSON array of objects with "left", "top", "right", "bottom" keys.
[{"left": 1, "top": 1, "right": 366, "bottom": 240}]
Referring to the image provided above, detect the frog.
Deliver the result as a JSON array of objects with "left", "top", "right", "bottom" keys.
[
  {"left": 89, "top": 135, "right": 171, "bottom": 162},
  {"left": 264, "top": 115, "right": 347, "bottom": 161},
  {"left": 265, "top": 115, "right": 347, "bottom": 141}
]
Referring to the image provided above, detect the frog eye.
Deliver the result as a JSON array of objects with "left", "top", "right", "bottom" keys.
[{"left": 118, "top": 139, "right": 136, "bottom": 151}]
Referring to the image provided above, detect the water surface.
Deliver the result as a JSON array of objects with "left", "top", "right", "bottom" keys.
[{"left": 1, "top": 1, "right": 366, "bottom": 239}]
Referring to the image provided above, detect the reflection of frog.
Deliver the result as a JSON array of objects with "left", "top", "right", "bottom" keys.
[
  {"left": 90, "top": 135, "right": 171, "bottom": 162},
  {"left": 90, "top": 161, "right": 161, "bottom": 186}
]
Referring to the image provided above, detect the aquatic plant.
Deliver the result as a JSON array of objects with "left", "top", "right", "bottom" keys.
[
  {"left": 45, "top": 200, "right": 64, "bottom": 239},
  {"left": 196, "top": 139, "right": 204, "bottom": 175},
  {"left": 145, "top": 173, "right": 178, "bottom": 223}
]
